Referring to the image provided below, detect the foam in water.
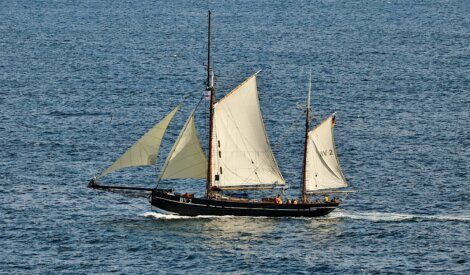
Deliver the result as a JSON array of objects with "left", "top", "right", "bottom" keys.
[
  {"left": 329, "top": 210, "right": 470, "bottom": 222},
  {"left": 142, "top": 210, "right": 470, "bottom": 222},
  {"left": 143, "top": 212, "right": 191, "bottom": 220},
  {"left": 142, "top": 211, "right": 236, "bottom": 220}
]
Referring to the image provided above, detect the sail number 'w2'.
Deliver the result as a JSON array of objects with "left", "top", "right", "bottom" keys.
[{"left": 320, "top": 149, "right": 334, "bottom": 156}]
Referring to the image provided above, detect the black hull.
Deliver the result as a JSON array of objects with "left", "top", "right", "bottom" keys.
[{"left": 150, "top": 190, "right": 338, "bottom": 217}]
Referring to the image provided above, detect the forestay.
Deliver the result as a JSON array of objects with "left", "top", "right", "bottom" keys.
[
  {"left": 211, "top": 74, "right": 285, "bottom": 189},
  {"left": 305, "top": 115, "right": 348, "bottom": 191},
  {"left": 98, "top": 106, "right": 180, "bottom": 178},
  {"left": 159, "top": 112, "right": 207, "bottom": 179}
]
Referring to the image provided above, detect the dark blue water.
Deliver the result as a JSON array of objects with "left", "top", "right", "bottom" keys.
[{"left": 1, "top": 0, "right": 469, "bottom": 273}]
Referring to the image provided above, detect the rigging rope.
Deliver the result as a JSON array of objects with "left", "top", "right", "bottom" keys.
[
  {"left": 98, "top": 90, "right": 199, "bottom": 178},
  {"left": 270, "top": 110, "right": 305, "bottom": 153},
  {"left": 96, "top": 189, "right": 150, "bottom": 213}
]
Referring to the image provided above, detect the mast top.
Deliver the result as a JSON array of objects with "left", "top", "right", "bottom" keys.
[
  {"left": 206, "top": 10, "right": 213, "bottom": 91},
  {"left": 307, "top": 69, "right": 312, "bottom": 111}
]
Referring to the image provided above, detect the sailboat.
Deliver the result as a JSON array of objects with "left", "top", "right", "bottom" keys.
[{"left": 89, "top": 11, "right": 352, "bottom": 217}]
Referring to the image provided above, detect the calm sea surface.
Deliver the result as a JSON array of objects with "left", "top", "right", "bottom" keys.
[{"left": 1, "top": 0, "right": 469, "bottom": 273}]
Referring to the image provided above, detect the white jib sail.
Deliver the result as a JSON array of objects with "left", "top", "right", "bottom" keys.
[
  {"left": 159, "top": 112, "right": 207, "bottom": 179},
  {"left": 305, "top": 115, "right": 348, "bottom": 191},
  {"left": 98, "top": 106, "right": 180, "bottom": 178},
  {"left": 212, "top": 74, "right": 285, "bottom": 188}
]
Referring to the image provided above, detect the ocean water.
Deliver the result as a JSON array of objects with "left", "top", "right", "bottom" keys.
[{"left": 1, "top": 0, "right": 469, "bottom": 273}]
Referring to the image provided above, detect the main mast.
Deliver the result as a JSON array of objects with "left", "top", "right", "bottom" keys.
[
  {"left": 206, "top": 10, "right": 215, "bottom": 198},
  {"left": 301, "top": 70, "right": 312, "bottom": 203}
]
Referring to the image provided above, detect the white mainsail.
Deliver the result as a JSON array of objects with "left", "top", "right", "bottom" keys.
[
  {"left": 305, "top": 115, "right": 347, "bottom": 191},
  {"left": 98, "top": 106, "right": 180, "bottom": 178},
  {"left": 159, "top": 112, "right": 207, "bottom": 179},
  {"left": 211, "top": 74, "right": 285, "bottom": 189}
]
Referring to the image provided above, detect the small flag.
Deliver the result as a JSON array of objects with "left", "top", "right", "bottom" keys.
[{"left": 204, "top": 90, "right": 211, "bottom": 100}]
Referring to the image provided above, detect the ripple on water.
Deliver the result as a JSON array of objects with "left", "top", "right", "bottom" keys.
[{"left": 1, "top": 0, "right": 469, "bottom": 273}]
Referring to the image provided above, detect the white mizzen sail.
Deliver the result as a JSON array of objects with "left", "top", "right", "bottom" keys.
[
  {"left": 159, "top": 112, "right": 207, "bottom": 179},
  {"left": 211, "top": 74, "right": 285, "bottom": 189},
  {"left": 305, "top": 115, "right": 348, "bottom": 191},
  {"left": 98, "top": 106, "right": 180, "bottom": 178}
]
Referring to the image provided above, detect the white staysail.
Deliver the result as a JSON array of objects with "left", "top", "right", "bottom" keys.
[
  {"left": 305, "top": 115, "right": 348, "bottom": 191},
  {"left": 159, "top": 112, "right": 207, "bottom": 179},
  {"left": 98, "top": 106, "right": 180, "bottom": 178},
  {"left": 211, "top": 74, "right": 285, "bottom": 189}
]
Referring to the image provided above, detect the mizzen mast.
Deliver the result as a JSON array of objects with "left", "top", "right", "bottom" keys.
[
  {"left": 206, "top": 10, "right": 215, "bottom": 198},
  {"left": 301, "top": 70, "right": 312, "bottom": 203}
]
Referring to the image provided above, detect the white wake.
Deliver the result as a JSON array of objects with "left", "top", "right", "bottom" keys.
[
  {"left": 141, "top": 210, "right": 469, "bottom": 222},
  {"left": 329, "top": 210, "right": 470, "bottom": 222},
  {"left": 142, "top": 211, "right": 235, "bottom": 220}
]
